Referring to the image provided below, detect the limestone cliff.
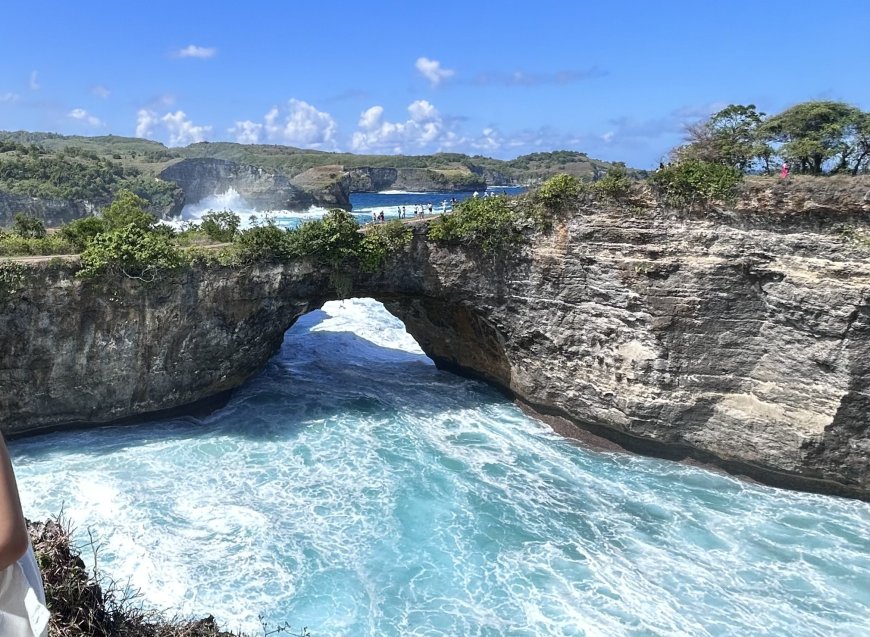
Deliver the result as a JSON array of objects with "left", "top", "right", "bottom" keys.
[
  {"left": 2, "top": 180, "right": 869, "bottom": 499},
  {"left": 0, "top": 191, "right": 96, "bottom": 227},
  {"left": 159, "top": 158, "right": 349, "bottom": 211}
]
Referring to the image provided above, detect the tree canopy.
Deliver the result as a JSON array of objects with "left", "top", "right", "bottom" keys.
[{"left": 673, "top": 100, "right": 869, "bottom": 175}]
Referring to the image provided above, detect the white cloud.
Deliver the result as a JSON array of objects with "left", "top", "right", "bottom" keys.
[
  {"left": 601, "top": 131, "right": 615, "bottom": 143},
  {"left": 161, "top": 110, "right": 213, "bottom": 146},
  {"left": 29, "top": 71, "right": 39, "bottom": 90},
  {"left": 136, "top": 109, "right": 158, "bottom": 138},
  {"left": 92, "top": 85, "right": 110, "bottom": 99},
  {"left": 352, "top": 100, "right": 459, "bottom": 153},
  {"left": 415, "top": 57, "right": 455, "bottom": 87},
  {"left": 247, "top": 99, "right": 338, "bottom": 148},
  {"left": 68, "top": 108, "right": 104, "bottom": 127},
  {"left": 134, "top": 109, "right": 212, "bottom": 146},
  {"left": 229, "top": 120, "right": 263, "bottom": 144},
  {"left": 0, "top": 92, "right": 19, "bottom": 103},
  {"left": 173, "top": 45, "right": 217, "bottom": 59}
]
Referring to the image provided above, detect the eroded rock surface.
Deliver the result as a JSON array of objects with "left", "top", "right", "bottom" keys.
[{"left": 2, "top": 185, "right": 869, "bottom": 497}]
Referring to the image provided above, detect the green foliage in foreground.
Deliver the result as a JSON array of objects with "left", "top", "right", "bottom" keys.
[
  {"left": 199, "top": 210, "right": 241, "bottom": 243},
  {"left": 11, "top": 212, "right": 47, "bottom": 238},
  {"left": 428, "top": 195, "right": 523, "bottom": 254},
  {"left": 648, "top": 160, "right": 743, "bottom": 207},
  {"left": 78, "top": 224, "right": 182, "bottom": 280},
  {"left": 593, "top": 164, "right": 634, "bottom": 200},
  {"left": 360, "top": 220, "right": 412, "bottom": 271}
]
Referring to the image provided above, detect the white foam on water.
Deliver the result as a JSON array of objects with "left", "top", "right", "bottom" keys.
[
  {"left": 10, "top": 300, "right": 870, "bottom": 636},
  {"left": 161, "top": 188, "right": 335, "bottom": 231}
]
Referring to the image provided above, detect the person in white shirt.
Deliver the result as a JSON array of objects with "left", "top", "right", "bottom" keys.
[{"left": 0, "top": 434, "right": 49, "bottom": 637}]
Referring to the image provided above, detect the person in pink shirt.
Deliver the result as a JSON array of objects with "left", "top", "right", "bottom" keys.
[{"left": 780, "top": 162, "right": 790, "bottom": 179}]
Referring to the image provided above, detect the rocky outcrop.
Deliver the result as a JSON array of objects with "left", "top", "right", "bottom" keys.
[
  {"left": 159, "top": 158, "right": 336, "bottom": 211},
  {"left": 289, "top": 165, "right": 351, "bottom": 209},
  {"left": 2, "top": 179, "right": 870, "bottom": 498},
  {"left": 348, "top": 167, "right": 487, "bottom": 192}
]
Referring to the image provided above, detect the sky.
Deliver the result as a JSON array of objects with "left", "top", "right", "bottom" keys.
[{"left": 1, "top": 0, "right": 868, "bottom": 168}]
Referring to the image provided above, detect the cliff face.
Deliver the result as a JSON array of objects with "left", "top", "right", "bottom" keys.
[
  {"left": 159, "top": 158, "right": 347, "bottom": 211},
  {"left": 0, "top": 191, "right": 96, "bottom": 227},
  {"left": 2, "top": 183, "right": 870, "bottom": 498},
  {"left": 348, "top": 167, "right": 487, "bottom": 192},
  {"left": 0, "top": 260, "right": 333, "bottom": 433}
]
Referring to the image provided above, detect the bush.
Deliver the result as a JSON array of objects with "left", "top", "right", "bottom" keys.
[
  {"left": 593, "top": 164, "right": 633, "bottom": 200},
  {"left": 78, "top": 224, "right": 182, "bottom": 280},
  {"left": 11, "top": 213, "right": 47, "bottom": 238},
  {"left": 536, "top": 173, "right": 582, "bottom": 212},
  {"left": 360, "top": 220, "right": 412, "bottom": 271},
  {"left": 59, "top": 216, "right": 106, "bottom": 252},
  {"left": 0, "top": 232, "right": 76, "bottom": 256},
  {"left": 279, "top": 209, "right": 363, "bottom": 265},
  {"left": 428, "top": 196, "right": 522, "bottom": 254},
  {"left": 101, "top": 190, "right": 157, "bottom": 231},
  {"left": 199, "top": 210, "right": 241, "bottom": 243},
  {"left": 648, "top": 160, "right": 743, "bottom": 207},
  {"left": 235, "top": 224, "right": 294, "bottom": 262}
]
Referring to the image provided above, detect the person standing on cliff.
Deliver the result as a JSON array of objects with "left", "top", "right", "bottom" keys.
[
  {"left": 0, "top": 433, "right": 49, "bottom": 637},
  {"left": 780, "top": 162, "right": 790, "bottom": 179}
]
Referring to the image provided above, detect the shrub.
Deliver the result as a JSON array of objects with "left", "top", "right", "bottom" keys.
[
  {"left": 286, "top": 209, "right": 363, "bottom": 264},
  {"left": 593, "top": 164, "right": 633, "bottom": 200},
  {"left": 537, "top": 173, "right": 582, "bottom": 212},
  {"left": 101, "top": 189, "right": 157, "bottom": 231},
  {"left": 235, "top": 224, "right": 294, "bottom": 262},
  {"left": 360, "top": 220, "right": 412, "bottom": 271},
  {"left": 59, "top": 216, "right": 106, "bottom": 252},
  {"left": 428, "top": 196, "right": 522, "bottom": 254},
  {"left": 78, "top": 224, "right": 182, "bottom": 280},
  {"left": 199, "top": 210, "right": 240, "bottom": 243},
  {"left": 0, "top": 233, "right": 76, "bottom": 256},
  {"left": 11, "top": 213, "right": 47, "bottom": 238},
  {"left": 648, "top": 160, "right": 743, "bottom": 207}
]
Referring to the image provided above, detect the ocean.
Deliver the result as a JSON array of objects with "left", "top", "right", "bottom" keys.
[{"left": 8, "top": 190, "right": 870, "bottom": 636}]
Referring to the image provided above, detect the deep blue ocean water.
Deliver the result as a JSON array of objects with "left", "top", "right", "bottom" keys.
[
  {"left": 9, "top": 298, "right": 870, "bottom": 637},
  {"left": 171, "top": 186, "right": 526, "bottom": 229}
]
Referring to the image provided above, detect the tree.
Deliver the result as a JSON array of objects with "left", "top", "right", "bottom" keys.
[
  {"left": 11, "top": 213, "right": 46, "bottom": 239},
  {"left": 101, "top": 189, "right": 157, "bottom": 231},
  {"left": 199, "top": 210, "right": 240, "bottom": 242},
  {"left": 759, "top": 101, "right": 862, "bottom": 174},
  {"left": 675, "top": 104, "right": 768, "bottom": 172}
]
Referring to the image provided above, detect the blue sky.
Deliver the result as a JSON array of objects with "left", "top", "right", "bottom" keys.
[{"left": 1, "top": 0, "right": 868, "bottom": 168}]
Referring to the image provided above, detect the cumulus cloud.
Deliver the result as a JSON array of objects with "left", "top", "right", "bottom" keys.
[
  {"left": 135, "top": 109, "right": 212, "bottom": 146},
  {"left": 415, "top": 57, "right": 455, "bottom": 87},
  {"left": 173, "top": 45, "right": 217, "bottom": 59},
  {"left": 233, "top": 99, "right": 338, "bottom": 148},
  {"left": 229, "top": 120, "right": 263, "bottom": 144},
  {"left": 352, "top": 100, "right": 462, "bottom": 153},
  {"left": 68, "top": 108, "right": 103, "bottom": 127},
  {"left": 91, "top": 85, "right": 110, "bottom": 99},
  {"left": 161, "top": 110, "right": 213, "bottom": 145},
  {"left": 29, "top": 71, "right": 39, "bottom": 90},
  {"left": 135, "top": 109, "right": 158, "bottom": 138}
]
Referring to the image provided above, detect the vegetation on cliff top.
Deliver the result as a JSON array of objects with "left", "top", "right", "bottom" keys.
[{"left": 0, "top": 142, "right": 181, "bottom": 212}]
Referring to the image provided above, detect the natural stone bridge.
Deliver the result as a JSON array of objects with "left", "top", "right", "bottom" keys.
[{"left": 2, "top": 186, "right": 870, "bottom": 499}]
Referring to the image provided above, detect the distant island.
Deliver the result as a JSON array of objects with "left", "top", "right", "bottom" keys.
[{"left": 0, "top": 132, "right": 626, "bottom": 227}]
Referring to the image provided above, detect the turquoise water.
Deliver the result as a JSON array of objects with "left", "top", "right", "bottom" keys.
[{"left": 10, "top": 299, "right": 870, "bottom": 636}]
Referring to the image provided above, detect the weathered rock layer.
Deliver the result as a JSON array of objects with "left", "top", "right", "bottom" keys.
[{"left": 2, "top": 187, "right": 869, "bottom": 498}]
